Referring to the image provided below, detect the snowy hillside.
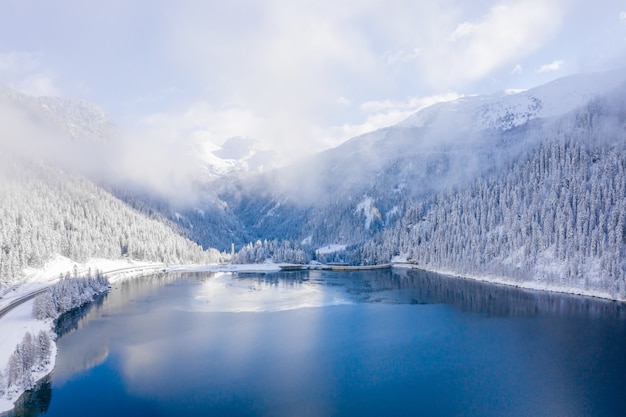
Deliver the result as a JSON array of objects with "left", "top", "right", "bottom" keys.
[
  {"left": 209, "top": 70, "right": 626, "bottom": 250},
  {"left": 195, "top": 136, "right": 281, "bottom": 181},
  {"left": 0, "top": 89, "right": 221, "bottom": 288},
  {"left": 0, "top": 151, "right": 221, "bottom": 287},
  {"left": 2, "top": 69, "right": 625, "bottom": 300},
  {"left": 399, "top": 69, "right": 626, "bottom": 132},
  {"left": 358, "top": 91, "right": 626, "bottom": 299},
  {"left": 0, "top": 87, "right": 114, "bottom": 142}
]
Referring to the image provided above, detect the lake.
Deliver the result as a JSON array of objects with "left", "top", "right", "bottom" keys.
[{"left": 5, "top": 269, "right": 626, "bottom": 417}]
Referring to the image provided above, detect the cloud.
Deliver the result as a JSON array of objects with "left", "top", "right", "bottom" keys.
[
  {"left": 620, "top": 11, "right": 626, "bottom": 23},
  {"left": 0, "top": 51, "right": 61, "bottom": 97},
  {"left": 382, "top": 48, "right": 421, "bottom": 66},
  {"left": 332, "top": 92, "right": 462, "bottom": 143},
  {"left": 511, "top": 64, "right": 523, "bottom": 75},
  {"left": 126, "top": 0, "right": 564, "bottom": 172},
  {"left": 538, "top": 60, "right": 564, "bottom": 73},
  {"left": 0, "top": 0, "right": 575, "bottom": 186},
  {"left": 0, "top": 52, "right": 41, "bottom": 74},
  {"left": 419, "top": 1, "right": 562, "bottom": 86},
  {"left": 16, "top": 73, "right": 60, "bottom": 96}
]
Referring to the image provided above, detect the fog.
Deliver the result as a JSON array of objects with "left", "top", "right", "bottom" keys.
[
  {"left": 2, "top": 68, "right": 626, "bottom": 214},
  {"left": 0, "top": 90, "right": 202, "bottom": 205}
]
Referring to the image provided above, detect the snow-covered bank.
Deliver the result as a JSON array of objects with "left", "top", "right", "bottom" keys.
[
  {"left": 0, "top": 301, "right": 56, "bottom": 413},
  {"left": 169, "top": 260, "right": 282, "bottom": 274},
  {"left": 0, "top": 256, "right": 175, "bottom": 414},
  {"left": 393, "top": 263, "right": 626, "bottom": 303},
  {"left": 0, "top": 257, "right": 298, "bottom": 412}
]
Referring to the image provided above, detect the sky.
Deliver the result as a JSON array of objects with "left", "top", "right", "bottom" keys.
[{"left": 1, "top": 0, "right": 626, "bottom": 167}]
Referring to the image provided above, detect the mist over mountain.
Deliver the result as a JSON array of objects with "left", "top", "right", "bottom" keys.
[
  {"left": 202, "top": 70, "right": 626, "bottom": 249},
  {"left": 0, "top": 88, "right": 221, "bottom": 287},
  {"left": 1, "top": 69, "right": 625, "bottom": 299}
]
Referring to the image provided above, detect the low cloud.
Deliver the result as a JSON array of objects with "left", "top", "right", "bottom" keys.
[
  {"left": 538, "top": 60, "right": 564, "bottom": 73},
  {"left": 16, "top": 73, "right": 59, "bottom": 96},
  {"left": 0, "top": 51, "right": 61, "bottom": 97},
  {"left": 333, "top": 93, "right": 463, "bottom": 142}
]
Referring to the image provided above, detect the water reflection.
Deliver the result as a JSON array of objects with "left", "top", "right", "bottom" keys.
[
  {"left": 193, "top": 271, "right": 354, "bottom": 312},
  {"left": 6, "top": 268, "right": 626, "bottom": 417},
  {"left": 53, "top": 268, "right": 626, "bottom": 322},
  {"left": 8, "top": 377, "right": 52, "bottom": 417},
  {"left": 385, "top": 269, "right": 626, "bottom": 319}
]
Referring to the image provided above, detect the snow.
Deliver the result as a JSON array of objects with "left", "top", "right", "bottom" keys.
[
  {"left": 316, "top": 244, "right": 348, "bottom": 255},
  {"left": 398, "top": 69, "right": 626, "bottom": 133},
  {"left": 0, "top": 301, "right": 56, "bottom": 412},
  {"left": 394, "top": 263, "right": 622, "bottom": 302},
  {"left": 355, "top": 196, "right": 381, "bottom": 230},
  {"left": 0, "top": 255, "right": 170, "bottom": 413}
]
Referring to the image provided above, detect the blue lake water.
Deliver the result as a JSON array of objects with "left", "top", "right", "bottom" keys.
[{"left": 6, "top": 269, "right": 626, "bottom": 416}]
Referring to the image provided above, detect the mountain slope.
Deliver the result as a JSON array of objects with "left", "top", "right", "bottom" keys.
[
  {"left": 0, "top": 87, "right": 114, "bottom": 142},
  {"left": 355, "top": 90, "right": 626, "bottom": 299},
  {"left": 0, "top": 89, "right": 221, "bottom": 288},
  {"left": 211, "top": 70, "right": 626, "bottom": 249},
  {"left": 0, "top": 150, "right": 221, "bottom": 287}
]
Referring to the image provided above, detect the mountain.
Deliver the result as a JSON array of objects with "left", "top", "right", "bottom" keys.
[
  {"left": 0, "top": 87, "right": 114, "bottom": 142},
  {"left": 0, "top": 88, "right": 221, "bottom": 288},
  {"left": 3, "top": 69, "right": 625, "bottom": 299},
  {"left": 207, "top": 69, "right": 626, "bottom": 250},
  {"left": 358, "top": 91, "right": 626, "bottom": 299}
]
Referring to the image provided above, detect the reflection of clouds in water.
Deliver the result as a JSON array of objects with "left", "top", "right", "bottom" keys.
[
  {"left": 41, "top": 270, "right": 626, "bottom": 417},
  {"left": 53, "top": 340, "right": 109, "bottom": 385},
  {"left": 191, "top": 272, "right": 354, "bottom": 312}
]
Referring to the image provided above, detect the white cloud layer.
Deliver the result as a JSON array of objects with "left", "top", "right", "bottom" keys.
[
  {"left": 1, "top": 0, "right": 625, "bottom": 171},
  {"left": 538, "top": 60, "right": 565, "bottom": 73}
]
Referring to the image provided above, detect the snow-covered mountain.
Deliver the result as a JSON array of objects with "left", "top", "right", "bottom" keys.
[
  {"left": 2, "top": 69, "right": 625, "bottom": 299},
  {"left": 194, "top": 136, "right": 282, "bottom": 182},
  {"left": 0, "top": 87, "right": 114, "bottom": 142},
  {"left": 0, "top": 88, "right": 221, "bottom": 287},
  {"left": 213, "top": 69, "right": 626, "bottom": 249},
  {"left": 399, "top": 69, "right": 626, "bottom": 132}
]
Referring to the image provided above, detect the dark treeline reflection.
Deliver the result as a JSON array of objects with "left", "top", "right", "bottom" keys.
[
  {"left": 356, "top": 268, "right": 626, "bottom": 320},
  {"left": 55, "top": 272, "right": 215, "bottom": 337},
  {"left": 8, "top": 377, "right": 52, "bottom": 417},
  {"left": 54, "top": 293, "right": 107, "bottom": 338},
  {"left": 264, "top": 268, "right": 626, "bottom": 320}
]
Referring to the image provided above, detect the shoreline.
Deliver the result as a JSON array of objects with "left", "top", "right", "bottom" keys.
[
  {"left": 0, "top": 257, "right": 178, "bottom": 414},
  {"left": 393, "top": 263, "right": 626, "bottom": 303}
]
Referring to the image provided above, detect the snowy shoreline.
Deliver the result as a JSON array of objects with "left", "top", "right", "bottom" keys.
[
  {"left": 0, "top": 256, "right": 175, "bottom": 414},
  {"left": 0, "top": 257, "right": 288, "bottom": 413},
  {"left": 393, "top": 263, "right": 626, "bottom": 303}
]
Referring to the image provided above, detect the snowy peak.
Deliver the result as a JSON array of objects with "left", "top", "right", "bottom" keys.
[
  {"left": 0, "top": 86, "right": 114, "bottom": 142},
  {"left": 196, "top": 136, "right": 280, "bottom": 180},
  {"left": 399, "top": 69, "right": 626, "bottom": 133}
]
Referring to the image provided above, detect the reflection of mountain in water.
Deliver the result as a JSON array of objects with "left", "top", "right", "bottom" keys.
[
  {"left": 55, "top": 272, "right": 205, "bottom": 337},
  {"left": 234, "top": 269, "right": 626, "bottom": 320},
  {"left": 8, "top": 376, "right": 52, "bottom": 417},
  {"left": 361, "top": 268, "right": 626, "bottom": 320},
  {"left": 54, "top": 293, "right": 107, "bottom": 338}
]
